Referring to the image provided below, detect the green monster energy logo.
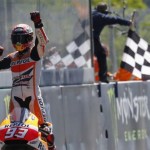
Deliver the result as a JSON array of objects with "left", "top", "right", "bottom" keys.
[
  {"left": 4, "top": 95, "right": 11, "bottom": 115},
  {"left": 107, "top": 87, "right": 118, "bottom": 144},
  {"left": 107, "top": 86, "right": 148, "bottom": 142}
]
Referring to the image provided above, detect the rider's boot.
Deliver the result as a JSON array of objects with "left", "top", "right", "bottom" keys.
[{"left": 39, "top": 122, "right": 56, "bottom": 150}]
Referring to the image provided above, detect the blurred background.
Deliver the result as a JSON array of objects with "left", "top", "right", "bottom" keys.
[
  {"left": 0, "top": 0, "right": 150, "bottom": 74},
  {"left": 92, "top": 0, "right": 150, "bottom": 74}
]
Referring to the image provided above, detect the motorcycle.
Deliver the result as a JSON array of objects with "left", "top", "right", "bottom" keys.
[{"left": 0, "top": 107, "right": 48, "bottom": 150}]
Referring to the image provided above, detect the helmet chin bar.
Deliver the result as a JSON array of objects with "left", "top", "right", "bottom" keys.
[
  {"left": 14, "top": 43, "right": 25, "bottom": 52},
  {"left": 13, "top": 42, "right": 32, "bottom": 52}
]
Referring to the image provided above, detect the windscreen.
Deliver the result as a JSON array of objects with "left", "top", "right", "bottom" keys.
[{"left": 10, "top": 107, "right": 30, "bottom": 123}]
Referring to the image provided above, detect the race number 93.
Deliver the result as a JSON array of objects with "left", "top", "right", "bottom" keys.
[{"left": 5, "top": 128, "right": 28, "bottom": 139}]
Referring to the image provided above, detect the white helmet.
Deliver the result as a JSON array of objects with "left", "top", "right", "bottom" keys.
[{"left": 11, "top": 24, "right": 33, "bottom": 52}]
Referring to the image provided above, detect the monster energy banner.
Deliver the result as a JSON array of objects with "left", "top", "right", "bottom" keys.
[
  {"left": 116, "top": 81, "right": 150, "bottom": 150},
  {"left": 101, "top": 81, "right": 150, "bottom": 150}
]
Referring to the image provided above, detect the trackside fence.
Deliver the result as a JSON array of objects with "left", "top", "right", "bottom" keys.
[{"left": 0, "top": 80, "right": 150, "bottom": 150}]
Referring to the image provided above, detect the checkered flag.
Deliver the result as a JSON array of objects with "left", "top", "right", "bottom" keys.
[
  {"left": 121, "top": 29, "right": 150, "bottom": 80},
  {"left": 43, "top": 19, "right": 91, "bottom": 69},
  {"left": 62, "top": 31, "right": 90, "bottom": 67}
]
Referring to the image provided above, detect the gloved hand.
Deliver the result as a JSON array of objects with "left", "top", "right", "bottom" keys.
[
  {"left": 30, "top": 11, "right": 43, "bottom": 28},
  {"left": 30, "top": 11, "right": 41, "bottom": 23},
  {"left": 0, "top": 46, "right": 4, "bottom": 56}
]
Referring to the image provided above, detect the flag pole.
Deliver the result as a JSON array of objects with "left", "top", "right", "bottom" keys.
[{"left": 89, "top": 0, "right": 94, "bottom": 67}]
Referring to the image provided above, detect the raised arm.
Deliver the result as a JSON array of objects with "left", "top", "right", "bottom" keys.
[
  {"left": 102, "top": 14, "right": 132, "bottom": 26},
  {"left": 30, "top": 11, "right": 49, "bottom": 60}
]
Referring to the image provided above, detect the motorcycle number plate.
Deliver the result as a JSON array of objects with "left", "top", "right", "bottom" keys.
[{"left": 5, "top": 127, "right": 28, "bottom": 139}]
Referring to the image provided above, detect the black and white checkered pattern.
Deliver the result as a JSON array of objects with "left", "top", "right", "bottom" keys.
[
  {"left": 121, "top": 29, "right": 150, "bottom": 80},
  {"left": 43, "top": 20, "right": 91, "bottom": 69}
]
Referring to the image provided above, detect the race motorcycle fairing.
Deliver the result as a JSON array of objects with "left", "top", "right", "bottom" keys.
[{"left": 0, "top": 107, "right": 48, "bottom": 150}]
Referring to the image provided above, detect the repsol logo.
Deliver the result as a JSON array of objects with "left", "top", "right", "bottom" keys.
[
  {"left": 11, "top": 58, "right": 30, "bottom": 66},
  {"left": 5, "top": 122, "right": 29, "bottom": 128}
]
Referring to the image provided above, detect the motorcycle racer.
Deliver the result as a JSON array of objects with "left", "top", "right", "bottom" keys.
[{"left": 0, "top": 11, "right": 56, "bottom": 150}]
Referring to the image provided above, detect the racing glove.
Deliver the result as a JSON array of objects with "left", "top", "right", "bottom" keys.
[
  {"left": 30, "top": 11, "right": 43, "bottom": 28},
  {"left": 39, "top": 122, "right": 56, "bottom": 150},
  {"left": 0, "top": 46, "right": 4, "bottom": 56}
]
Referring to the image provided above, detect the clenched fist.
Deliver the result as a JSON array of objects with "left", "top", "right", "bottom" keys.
[{"left": 30, "top": 11, "right": 41, "bottom": 23}]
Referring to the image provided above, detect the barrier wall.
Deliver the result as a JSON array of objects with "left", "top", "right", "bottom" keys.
[
  {"left": 0, "top": 84, "right": 105, "bottom": 150},
  {"left": 100, "top": 81, "right": 150, "bottom": 150},
  {"left": 0, "top": 79, "right": 150, "bottom": 150}
]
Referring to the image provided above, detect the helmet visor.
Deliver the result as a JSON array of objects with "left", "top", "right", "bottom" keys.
[{"left": 11, "top": 34, "right": 31, "bottom": 44}]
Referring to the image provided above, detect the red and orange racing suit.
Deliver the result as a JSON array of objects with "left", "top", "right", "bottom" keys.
[{"left": 0, "top": 27, "right": 49, "bottom": 125}]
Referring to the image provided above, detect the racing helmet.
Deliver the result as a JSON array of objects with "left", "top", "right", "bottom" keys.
[{"left": 11, "top": 24, "right": 33, "bottom": 52}]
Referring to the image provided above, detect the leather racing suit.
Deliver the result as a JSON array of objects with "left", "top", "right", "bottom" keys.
[{"left": 0, "top": 26, "right": 49, "bottom": 125}]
